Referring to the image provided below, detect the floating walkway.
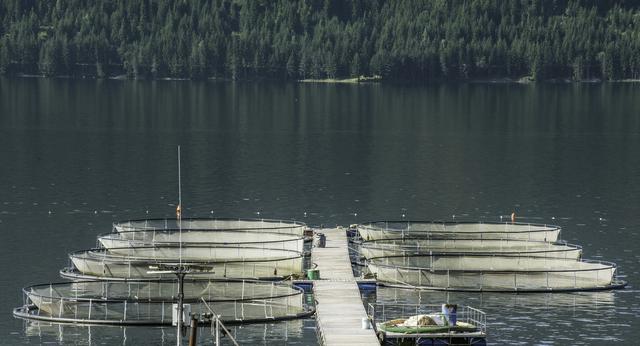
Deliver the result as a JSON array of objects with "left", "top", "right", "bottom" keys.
[{"left": 311, "top": 228, "right": 379, "bottom": 346}]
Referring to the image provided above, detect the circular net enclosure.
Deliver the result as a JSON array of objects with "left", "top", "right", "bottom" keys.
[
  {"left": 114, "top": 218, "right": 306, "bottom": 236},
  {"left": 358, "top": 238, "right": 582, "bottom": 260},
  {"left": 368, "top": 254, "right": 621, "bottom": 292},
  {"left": 99, "top": 229, "right": 304, "bottom": 252},
  {"left": 64, "top": 246, "right": 304, "bottom": 280},
  {"left": 358, "top": 221, "right": 561, "bottom": 242},
  {"left": 14, "top": 280, "right": 313, "bottom": 325}
]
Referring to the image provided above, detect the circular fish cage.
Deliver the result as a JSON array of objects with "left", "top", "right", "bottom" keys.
[
  {"left": 358, "top": 221, "right": 561, "bottom": 242},
  {"left": 14, "top": 279, "right": 314, "bottom": 325},
  {"left": 367, "top": 254, "right": 625, "bottom": 292},
  {"left": 114, "top": 218, "right": 306, "bottom": 236},
  {"left": 64, "top": 246, "right": 304, "bottom": 280},
  {"left": 358, "top": 239, "right": 582, "bottom": 260},
  {"left": 98, "top": 229, "right": 304, "bottom": 252}
]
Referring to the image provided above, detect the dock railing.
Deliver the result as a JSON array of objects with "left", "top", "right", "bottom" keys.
[{"left": 200, "top": 297, "right": 240, "bottom": 346}]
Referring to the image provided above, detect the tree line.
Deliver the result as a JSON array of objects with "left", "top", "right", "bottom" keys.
[{"left": 1, "top": 0, "right": 640, "bottom": 81}]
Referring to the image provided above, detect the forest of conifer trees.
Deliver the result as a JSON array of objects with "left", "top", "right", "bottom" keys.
[{"left": 1, "top": 0, "right": 640, "bottom": 81}]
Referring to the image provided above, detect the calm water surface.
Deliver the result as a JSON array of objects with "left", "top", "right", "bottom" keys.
[{"left": 1, "top": 78, "right": 639, "bottom": 345}]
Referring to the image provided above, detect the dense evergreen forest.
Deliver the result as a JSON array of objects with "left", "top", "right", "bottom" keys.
[{"left": 1, "top": 0, "right": 640, "bottom": 81}]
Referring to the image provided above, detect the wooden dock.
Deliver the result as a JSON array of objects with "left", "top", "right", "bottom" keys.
[{"left": 311, "top": 228, "right": 380, "bottom": 346}]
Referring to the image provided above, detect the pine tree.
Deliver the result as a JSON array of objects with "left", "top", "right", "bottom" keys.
[
  {"left": 286, "top": 52, "right": 297, "bottom": 79},
  {"left": 350, "top": 52, "right": 361, "bottom": 78},
  {"left": 0, "top": 0, "right": 639, "bottom": 81},
  {"left": 0, "top": 37, "right": 10, "bottom": 74},
  {"left": 38, "top": 39, "right": 59, "bottom": 76},
  {"left": 190, "top": 40, "right": 207, "bottom": 79}
]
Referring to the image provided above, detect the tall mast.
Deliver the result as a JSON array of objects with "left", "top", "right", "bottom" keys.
[
  {"left": 177, "top": 145, "right": 183, "bottom": 346},
  {"left": 177, "top": 145, "right": 182, "bottom": 266}
]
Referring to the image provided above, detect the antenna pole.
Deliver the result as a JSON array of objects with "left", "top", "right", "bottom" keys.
[
  {"left": 178, "top": 146, "right": 182, "bottom": 216},
  {"left": 177, "top": 146, "right": 183, "bottom": 266},
  {"left": 177, "top": 145, "right": 184, "bottom": 346}
]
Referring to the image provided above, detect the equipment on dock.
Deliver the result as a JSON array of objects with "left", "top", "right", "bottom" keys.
[
  {"left": 313, "top": 232, "right": 326, "bottom": 248},
  {"left": 368, "top": 303, "right": 486, "bottom": 345},
  {"left": 306, "top": 268, "right": 320, "bottom": 280}
]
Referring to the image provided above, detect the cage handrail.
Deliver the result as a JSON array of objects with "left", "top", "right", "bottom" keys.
[
  {"left": 99, "top": 230, "right": 304, "bottom": 245},
  {"left": 23, "top": 279, "right": 305, "bottom": 303},
  {"left": 200, "top": 297, "right": 241, "bottom": 346},
  {"left": 359, "top": 220, "right": 559, "bottom": 230},
  {"left": 358, "top": 226, "right": 560, "bottom": 236},
  {"left": 69, "top": 246, "right": 304, "bottom": 264},
  {"left": 368, "top": 256, "right": 617, "bottom": 273},
  {"left": 361, "top": 246, "right": 582, "bottom": 257},
  {"left": 113, "top": 217, "right": 305, "bottom": 232},
  {"left": 359, "top": 238, "right": 581, "bottom": 250}
]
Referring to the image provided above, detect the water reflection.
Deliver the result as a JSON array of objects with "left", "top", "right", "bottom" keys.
[
  {"left": 21, "top": 318, "right": 313, "bottom": 345},
  {"left": 374, "top": 287, "right": 617, "bottom": 308},
  {"left": 369, "top": 287, "right": 629, "bottom": 345},
  {"left": 2, "top": 78, "right": 640, "bottom": 344}
]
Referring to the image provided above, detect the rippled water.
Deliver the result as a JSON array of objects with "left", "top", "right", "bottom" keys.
[
  {"left": 16, "top": 319, "right": 317, "bottom": 345},
  {"left": 365, "top": 287, "right": 637, "bottom": 345},
  {"left": 1, "top": 78, "right": 639, "bottom": 344}
]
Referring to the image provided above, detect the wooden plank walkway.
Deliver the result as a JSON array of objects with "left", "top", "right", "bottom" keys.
[{"left": 311, "top": 228, "right": 380, "bottom": 346}]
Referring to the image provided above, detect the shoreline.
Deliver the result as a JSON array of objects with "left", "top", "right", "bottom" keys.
[
  {"left": 3, "top": 73, "right": 640, "bottom": 84},
  {"left": 298, "top": 75, "right": 382, "bottom": 84}
]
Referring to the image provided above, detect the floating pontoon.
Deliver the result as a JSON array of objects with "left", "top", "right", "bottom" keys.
[
  {"left": 367, "top": 303, "right": 486, "bottom": 345},
  {"left": 14, "top": 279, "right": 314, "bottom": 325},
  {"left": 358, "top": 221, "right": 561, "bottom": 242}
]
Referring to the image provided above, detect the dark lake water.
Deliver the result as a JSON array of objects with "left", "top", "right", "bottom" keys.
[{"left": 1, "top": 77, "right": 639, "bottom": 345}]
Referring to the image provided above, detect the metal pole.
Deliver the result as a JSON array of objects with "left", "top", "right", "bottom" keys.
[
  {"left": 177, "top": 271, "right": 185, "bottom": 346},
  {"left": 215, "top": 317, "right": 220, "bottom": 346},
  {"left": 177, "top": 145, "right": 183, "bottom": 266},
  {"left": 188, "top": 315, "right": 198, "bottom": 346},
  {"left": 178, "top": 145, "right": 181, "bottom": 215}
]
